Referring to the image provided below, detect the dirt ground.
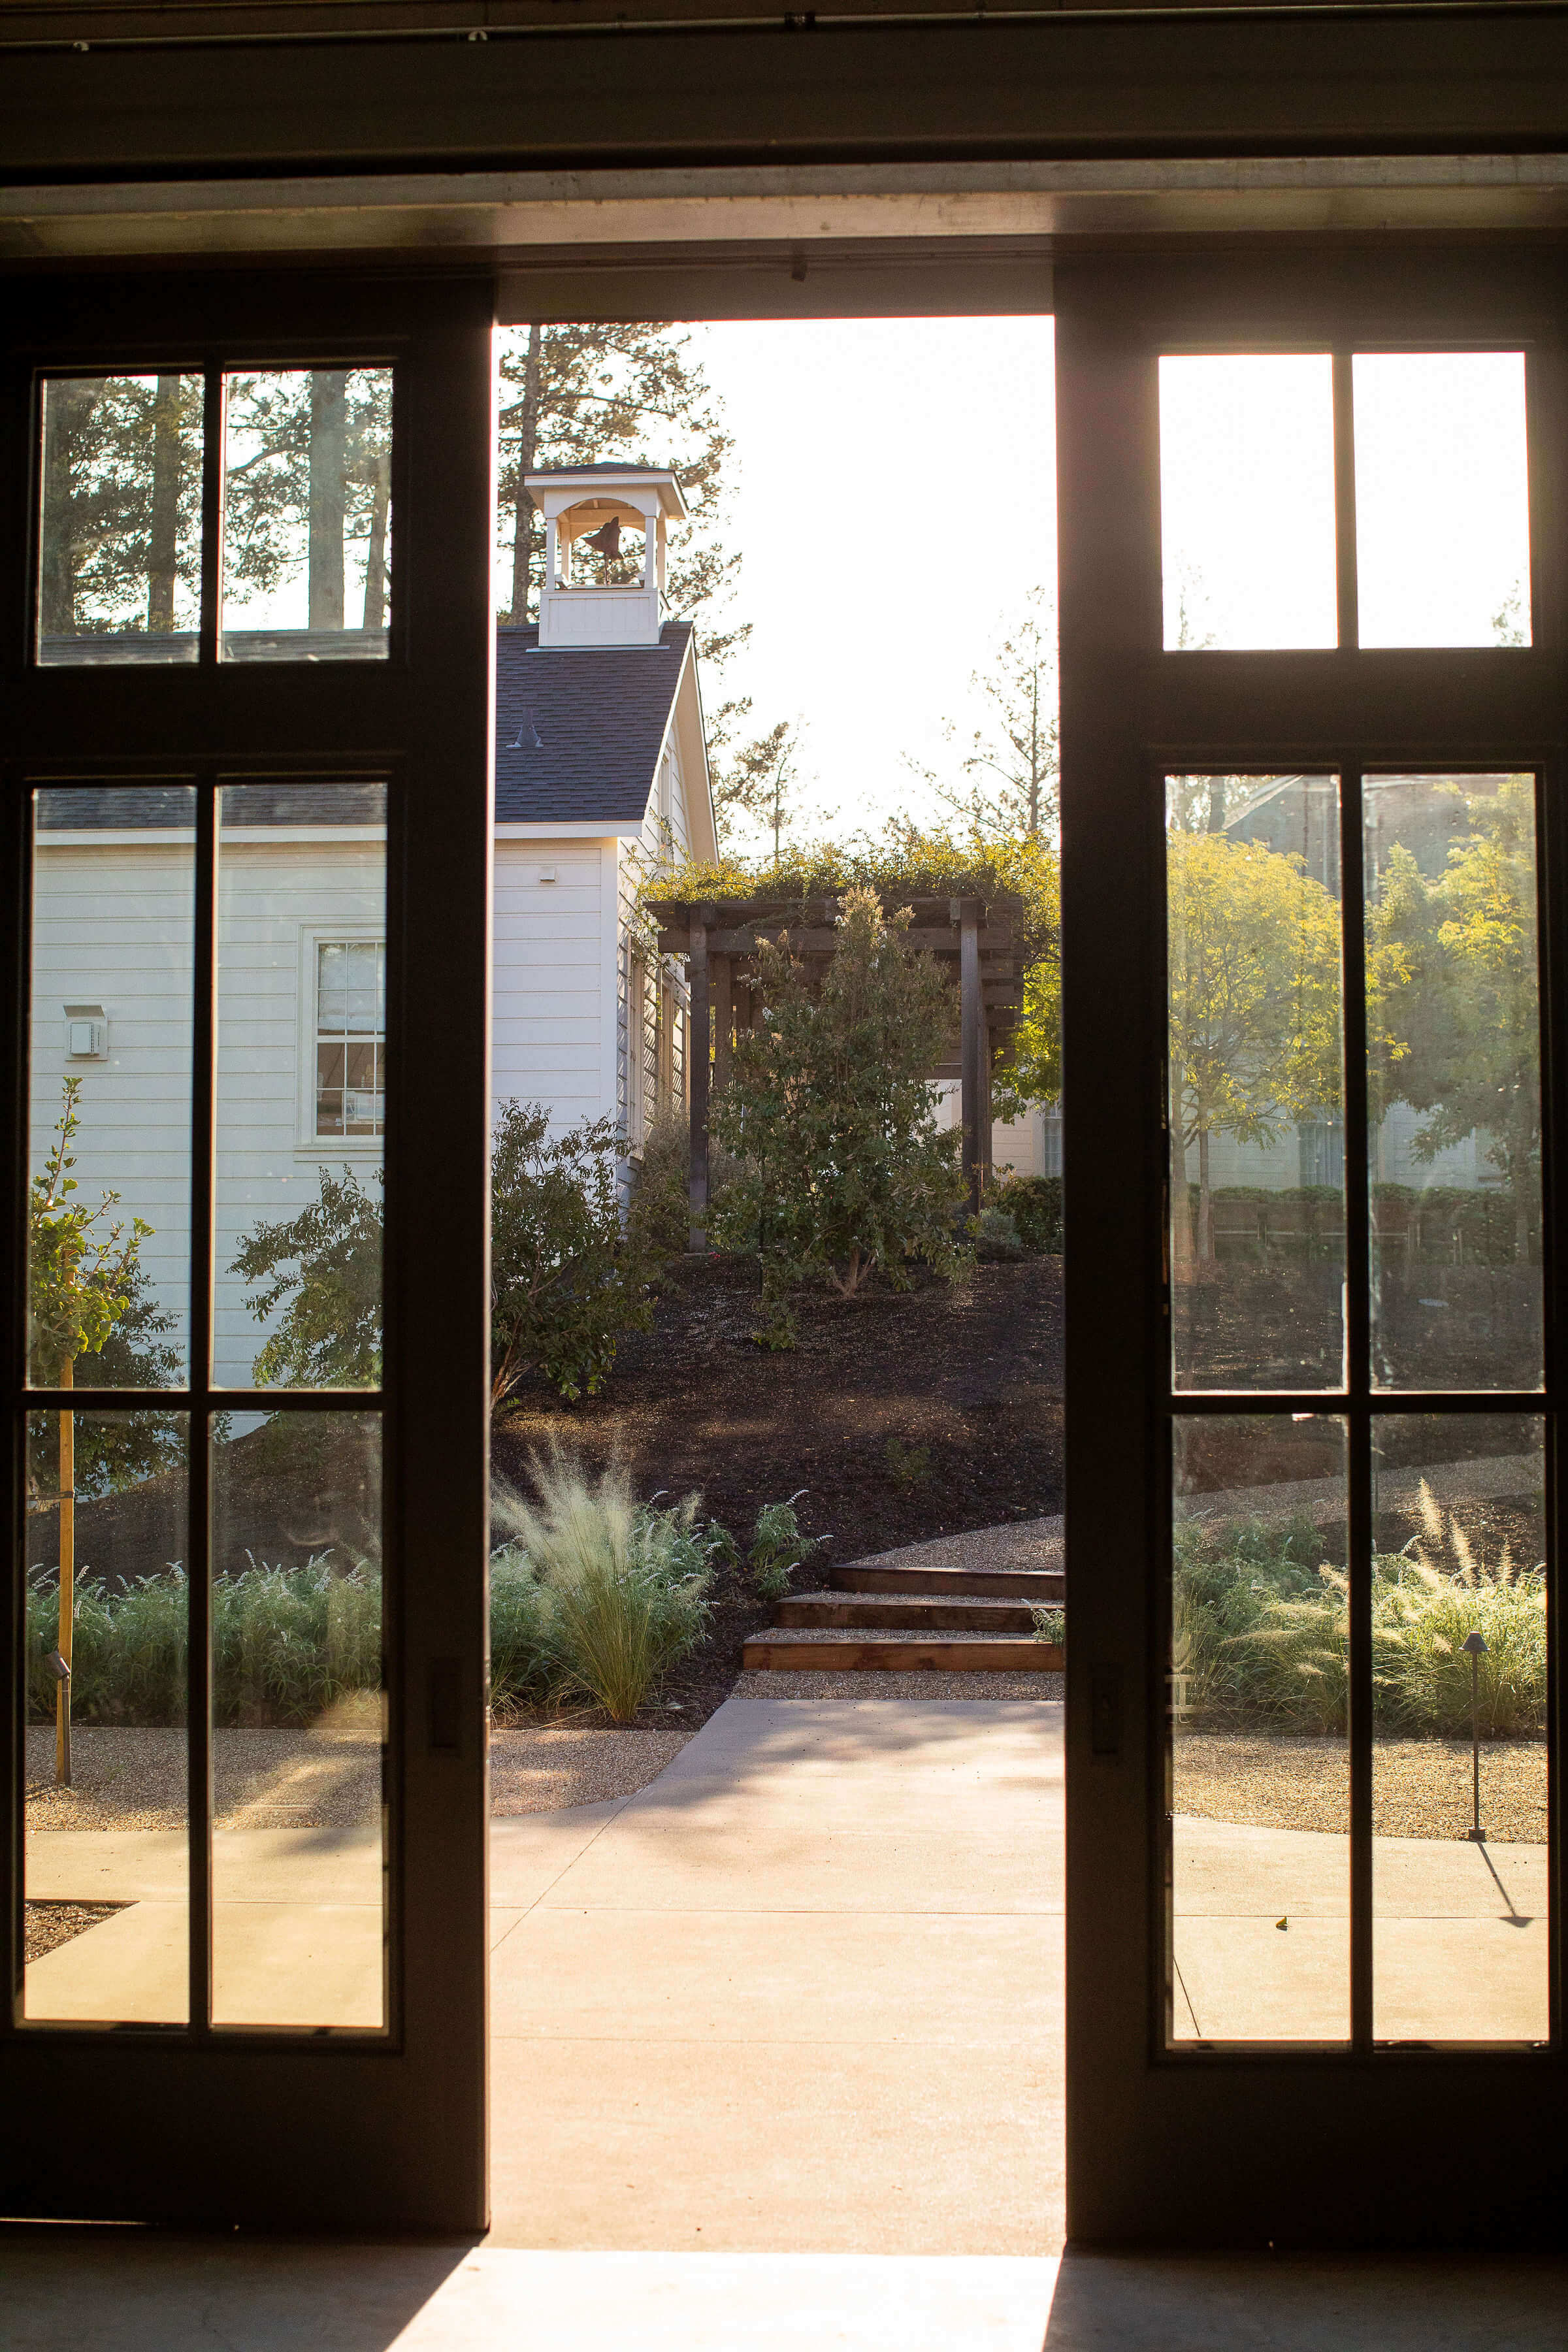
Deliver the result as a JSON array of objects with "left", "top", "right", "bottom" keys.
[{"left": 494, "top": 1251, "right": 1064, "bottom": 1723}]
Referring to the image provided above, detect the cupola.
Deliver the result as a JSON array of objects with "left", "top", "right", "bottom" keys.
[{"left": 525, "top": 465, "right": 689, "bottom": 649}]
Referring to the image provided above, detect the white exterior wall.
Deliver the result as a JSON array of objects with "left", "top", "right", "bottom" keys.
[
  {"left": 491, "top": 838, "right": 616, "bottom": 1135},
  {"left": 32, "top": 830, "right": 386, "bottom": 1387}
]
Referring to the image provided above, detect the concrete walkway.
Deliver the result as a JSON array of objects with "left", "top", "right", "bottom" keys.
[{"left": 488, "top": 1694, "right": 1065, "bottom": 2252}]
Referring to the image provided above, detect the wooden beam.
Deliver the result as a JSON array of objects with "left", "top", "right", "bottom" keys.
[
  {"left": 687, "top": 913, "right": 710, "bottom": 1254},
  {"left": 712, "top": 950, "right": 733, "bottom": 1095},
  {"left": 958, "top": 895, "right": 984, "bottom": 1217}
]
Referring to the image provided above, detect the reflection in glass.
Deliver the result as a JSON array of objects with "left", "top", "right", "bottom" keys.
[
  {"left": 37, "top": 374, "right": 203, "bottom": 666},
  {"left": 1159, "top": 355, "right": 1337, "bottom": 651},
  {"left": 24, "top": 1413, "right": 189, "bottom": 2025},
  {"left": 1365, "top": 775, "right": 1542, "bottom": 1391},
  {"left": 221, "top": 370, "right": 393, "bottom": 661},
  {"left": 29, "top": 785, "right": 195, "bottom": 1388},
  {"left": 1168, "top": 775, "right": 1345, "bottom": 1390},
  {"left": 210, "top": 1413, "right": 385, "bottom": 2029},
  {"left": 1372, "top": 1417, "right": 1547, "bottom": 2043},
  {"left": 215, "top": 783, "right": 386, "bottom": 1390},
  {"left": 1171, "top": 1415, "right": 1349, "bottom": 2044},
  {"left": 1354, "top": 353, "right": 1531, "bottom": 649}
]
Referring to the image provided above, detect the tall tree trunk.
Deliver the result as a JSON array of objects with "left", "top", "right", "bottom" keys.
[
  {"left": 146, "top": 373, "right": 183, "bottom": 634},
  {"left": 1208, "top": 777, "right": 1228, "bottom": 833},
  {"left": 40, "top": 384, "right": 83, "bottom": 640},
  {"left": 508, "top": 322, "right": 544, "bottom": 625},
  {"left": 1197, "top": 1121, "right": 1214, "bottom": 1263},
  {"left": 308, "top": 369, "right": 348, "bottom": 631},
  {"left": 362, "top": 451, "right": 391, "bottom": 631}
]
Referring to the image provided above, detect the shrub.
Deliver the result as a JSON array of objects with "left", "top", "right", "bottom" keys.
[
  {"left": 883, "top": 1437, "right": 932, "bottom": 1494},
  {"left": 1031, "top": 1605, "right": 1066, "bottom": 1646},
  {"left": 231, "top": 1167, "right": 383, "bottom": 1388},
  {"left": 708, "top": 887, "right": 970, "bottom": 1344},
  {"left": 972, "top": 1205, "right": 1024, "bottom": 1262},
  {"left": 1171, "top": 1488, "right": 1546, "bottom": 1739},
  {"left": 491, "top": 1102, "right": 670, "bottom": 1405},
  {"left": 500, "top": 1446, "right": 715, "bottom": 1722},
  {"left": 749, "top": 1492, "right": 819, "bottom": 1601},
  {"left": 992, "top": 1173, "right": 1063, "bottom": 1255}
]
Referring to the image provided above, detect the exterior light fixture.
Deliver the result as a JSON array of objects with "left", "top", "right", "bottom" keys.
[{"left": 1462, "top": 1629, "right": 1488, "bottom": 1842}]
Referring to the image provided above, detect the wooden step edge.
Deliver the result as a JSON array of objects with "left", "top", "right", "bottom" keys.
[
  {"left": 840, "top": 1568, "right": 1066, "bottom": 1598},
  {"left": 742, "top": 1638, "right": 1064, "bottom": 1673}
]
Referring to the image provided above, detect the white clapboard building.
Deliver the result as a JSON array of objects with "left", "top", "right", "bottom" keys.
[{"left": 29, "top": 466, "right": 715, "bottom": 1386}]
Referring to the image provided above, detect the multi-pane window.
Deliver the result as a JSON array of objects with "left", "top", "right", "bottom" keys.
[{"left": 316, "top": 939, "right": 386, "bottom": 1137}]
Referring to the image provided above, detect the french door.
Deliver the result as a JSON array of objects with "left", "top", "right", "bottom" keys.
[
  {"left": 0, "top": 269, "right": 495, "bottom": 2231},
  {"left": 1059, "top": 246, "right": 1568, "bottom": 2244}
]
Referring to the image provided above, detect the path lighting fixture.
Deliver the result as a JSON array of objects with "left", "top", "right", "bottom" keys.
[{"left": 1462, "top": 1630, "right": 1489, "bottom": 1842}]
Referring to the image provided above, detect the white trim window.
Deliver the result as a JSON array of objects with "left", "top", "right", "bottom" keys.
[{"left": 311, "top": 934, "right": 386, "bottom": 1140}]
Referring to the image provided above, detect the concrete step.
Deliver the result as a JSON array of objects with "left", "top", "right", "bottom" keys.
[
  {"left": 743, "top": 1629, "right": 1063, "bottom": 1673},
  {"left": 774, "top": 1593, "right": 1042, "bottom": 1633},
  {"left": 839, "top": 1563, "right": 1066, "bottom": 1602}
]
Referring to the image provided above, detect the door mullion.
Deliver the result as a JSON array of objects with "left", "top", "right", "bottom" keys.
[
  {"left": 187, "top": 774, "right": 217, "bottom": 2036},
  {"left": 1340, "top": 762, "right": 1374, "bottom": 2053}
]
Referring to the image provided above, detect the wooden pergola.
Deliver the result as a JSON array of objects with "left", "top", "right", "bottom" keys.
[{"left": 653, "top": 889, "right": 1026, "bottom": 1247}]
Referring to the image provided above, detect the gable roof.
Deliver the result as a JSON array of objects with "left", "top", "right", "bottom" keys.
[{"left": 495, "top": 620, "right": 693, "bottom": 826}]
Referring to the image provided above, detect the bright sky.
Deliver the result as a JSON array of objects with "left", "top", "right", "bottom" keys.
[{"left": 679, "top": 317, "right": 1058, "bottom": 849}]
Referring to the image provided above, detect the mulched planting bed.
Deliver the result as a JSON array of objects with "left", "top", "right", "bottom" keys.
[
  {"left": 1175, "top": 1731, "right": 1547, "bottom": 1844},
  {"left": 495, "top": 1250, "right": 1064, "bottom": 1730},
  {"left": 24, "top": 1902, "right": 127, "bottom": 1965}
]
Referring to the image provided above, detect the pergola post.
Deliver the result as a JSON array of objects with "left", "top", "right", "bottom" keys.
[
  {"left": 712, "top": 951, "right": 734, "bottom": 1094},
  {"left": 688, "top": 909, "right": 711, "bottom": 1252},
  {"left": 957, "top": 896, "right": 985, "bottom": 1213}
]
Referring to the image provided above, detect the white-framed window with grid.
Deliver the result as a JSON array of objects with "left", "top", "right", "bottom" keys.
[{"left": 302, "top": 930, "right": 385, "bottom": 1143}]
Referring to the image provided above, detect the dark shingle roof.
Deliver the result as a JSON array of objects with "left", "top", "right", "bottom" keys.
[
  {"left": 36, "top": 782, "right": 386, "bottom": 831},
  {"left": 495, "top": 621, "right": 691, "bottom": 826}
]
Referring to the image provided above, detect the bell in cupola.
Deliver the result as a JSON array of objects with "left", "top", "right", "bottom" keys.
[{"left": 583, "top": 515, "right": 621, "bottom": 560}]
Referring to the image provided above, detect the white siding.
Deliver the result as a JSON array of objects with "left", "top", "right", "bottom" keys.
[
  {"left": 491, "top": 840, "right": 612, "bottom": 1132},
  {"left": 32, "top": 832, "right": 385, "bottom": 1388}
]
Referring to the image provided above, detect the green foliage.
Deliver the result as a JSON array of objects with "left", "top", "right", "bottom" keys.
[
  {"left": 496, "top": 1449, "right": 715, "bottom": 1723},
  {"left": 1167, "top": 830, "right": 1343, "bottom": 1264},
  {"left": 992, "top": 1173, "right": 1063, "bottom": 1255},
  {"left": 749, "top": 1492, "right": 819, "bottom": 1601},
  {"left": 1031, "top": 1606, "right": 1066, "bottom": 1647},
  {"left": 1369, "top": 777, "right": 1541, "bottom": 1256},
  {"left": 708, "top": 887, "right": 970, "bottom": 1338},
  {"left": 491, "top": 1102, "right": 670, "bottom": 1406},
  {"left": 883, "top": 1437, "right": 932, "bottom": 1494},
  {"left": 29, "top": 1079, "right": 155, "bottom": 1380},
  {"left": 26, "top": 1554, "right": 381, "bottom": 1728},
  {"left": 232, "top": 1166, "right": 383, "bottom": 1388},
  {"left": 972, "top": 1205, "right": 1024, "bottom": 1262},
  {"left": 1172, "top": 1494, "right": 1546, "bottom": 1739},
  {"left": 40, "top": 374, "right": 203, "bottom": 638}
]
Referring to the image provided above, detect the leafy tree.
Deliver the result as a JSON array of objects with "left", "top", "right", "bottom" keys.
[
  {"left": 907, "top": 588, "right": 1058, "bottom": 840},
  {"left": 1167, "top": 832, "right": 1342, "bottom": 1264},
  {"left": 490, "top": 1102, "right": 668, "bottom": 1405},
  {"left": 27, "top": 1079, "right": 182, "bottom": 1499},
  {"left": 231, "top": 1166, "right": 383, "bottom": 1388},
  {"left": 40, "top": 375, "right": 203, "bottom": 638},
  {"left": 1369, "top": 777, "right": 1541, "bottom": 1256},
  {"left": 708, "top": 887, "right": 969, "bottom": 1343}
]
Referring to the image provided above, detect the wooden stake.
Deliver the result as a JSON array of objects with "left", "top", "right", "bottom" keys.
[
  {"left": 957, "top": 898, "right": 985, "bottom": 1215},
  {"left": 56, "top": 1354, "right": 74, "bottom": 1788},
  {"left": 688, "top": 913, "right": 711, "bottom": 1253}
]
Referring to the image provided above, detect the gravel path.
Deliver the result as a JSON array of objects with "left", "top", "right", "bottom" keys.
[
  {"left": 844, "top": 1519, "right": 1064, "bottom": 1576},
  {"left": 24, "top": 1722, "right": 694, "bottom": 1829},
  {"left": 24, "top": 1901, "right": 126, "bottom": 1964},
  {"left": 1175, "top": 1732, "right": 1546, "bottom": 1843}
]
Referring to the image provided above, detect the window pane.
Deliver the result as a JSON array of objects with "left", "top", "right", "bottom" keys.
[
  {"left": 1365, "top": 774, "right": 1542, "bottom": 1391},
  {"left": 24, "top": 1413, "right": 189, "bottom": 2026},
  {"left": 29, "top": 785, "right": 195, "bottom": 1389},
  {"left": 1160, "top": 356, "right": 1337, "bottom": 651},
  {"left": 37, "top": 374, "right": 203, "bottom": 666},
  {"left": 210, "top": 1411, "right": 385, "bottom": 2029},
  {"left": 1354, "top": 353, "right": 1531, "bottom": 649},
  {"left": 221, "top": 369, "right": 393, "bottom": 662},
  {"left": 1168, "top": 775, "right": 1345, "bottom": 1391},
  {"left": 215, "top": 783, "right": 385, "bottom": 1391},
  {"left": 1372, "top": 1416, "right": 1546, "bottom": 2043},
  {"left": 1171, "top": 1415, "right": 1350, "bottom": 2044}
]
